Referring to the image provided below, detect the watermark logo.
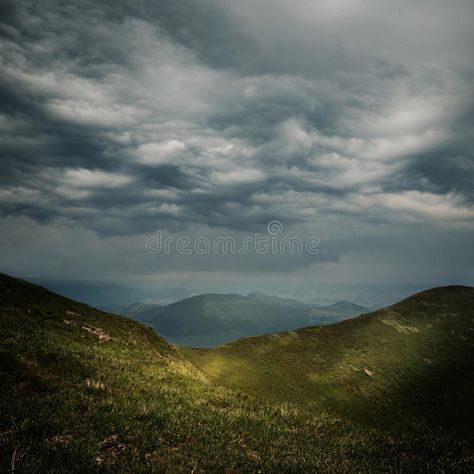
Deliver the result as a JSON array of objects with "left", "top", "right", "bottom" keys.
[
  {"left": 145, "top": 220, "right": 321, "bottom": 256},
  {"left": 267, "top": 219, "right": 283, "bottom": 236}
]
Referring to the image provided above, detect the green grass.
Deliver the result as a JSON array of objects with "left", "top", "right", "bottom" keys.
[
  {"left": 182, "top": 287, "right": 474, "bottom": 431},
  {"left": 1, "top": 273, "right": 473, "bottom": 472}
]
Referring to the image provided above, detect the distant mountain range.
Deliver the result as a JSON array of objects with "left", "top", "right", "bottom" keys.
[
  {"left": 122, "top": 292, "right": 368, "bottom": 347},
  {"left": 25, "top": 277, "right": 369, "bottom": 347}
]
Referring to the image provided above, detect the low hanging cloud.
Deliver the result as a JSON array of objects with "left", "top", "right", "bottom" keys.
[{"left": 0, "top": 0, "right": 473, "bottom": 283}]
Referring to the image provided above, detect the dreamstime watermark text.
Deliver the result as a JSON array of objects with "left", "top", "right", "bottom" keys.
[{"left": 145, "top": 220, "right": 321, "bottom": 256}]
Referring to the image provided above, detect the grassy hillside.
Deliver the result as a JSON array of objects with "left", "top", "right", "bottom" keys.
[
  {"left": 1, "top": 273, "right": 473, "bottom": 472},
  {"left": 183, "top": 286, "right": 474, "bottom": 431}
]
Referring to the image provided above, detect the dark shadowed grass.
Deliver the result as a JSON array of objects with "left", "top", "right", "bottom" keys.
[{"left": 1, "top": 274, "right": 473, "bottom": 472}]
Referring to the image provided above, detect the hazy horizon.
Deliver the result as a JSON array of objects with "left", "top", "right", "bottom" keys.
[{"left": 14, "top": 273, "right": 470, "bottom": 312}]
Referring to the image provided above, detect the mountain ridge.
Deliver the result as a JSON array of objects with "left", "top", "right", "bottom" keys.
[{"left": 122, "top": 292, "right": 369, "bottom": 347}]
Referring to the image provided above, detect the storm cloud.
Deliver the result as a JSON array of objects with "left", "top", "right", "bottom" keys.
[{"left": 0, "top": 0, "right": 473, "bottom": 285}]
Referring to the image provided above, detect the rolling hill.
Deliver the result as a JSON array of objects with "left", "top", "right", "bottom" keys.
[
  {"left": 123, "top": 293, "right": 368, "bottom": 347},
  {"left": 1, "top": 272, "right": 473, "bottom": 472},
  {"left": 182, "top": 286, "right": 474, "bottom": 432}
]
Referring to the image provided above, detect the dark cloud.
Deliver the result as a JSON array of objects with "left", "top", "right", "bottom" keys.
[
  {"left": 135, "top": 165, "right": 191, "bottom": 190},
  {"left": 388, "top": 150, "right": 474, "bottom": 203},
  {"left": 0, "top": 0, "right": 473, "bottom": 283}
]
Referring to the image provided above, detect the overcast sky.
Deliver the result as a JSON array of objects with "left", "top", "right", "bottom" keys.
[{"left": 0, "top": 0, "right": 473, "bottom": 291}]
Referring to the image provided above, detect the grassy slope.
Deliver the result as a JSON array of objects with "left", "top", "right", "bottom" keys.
[
  {"left": 183, "top": 286, "right": 474, "bottom": 429},
  {"left": 1, "top": 273, "right": 473, "bottom": 472}
]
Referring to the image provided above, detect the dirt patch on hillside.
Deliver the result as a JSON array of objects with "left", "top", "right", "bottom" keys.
[{"left": 82, "top": 324, "right": 112, "bottom": 342}]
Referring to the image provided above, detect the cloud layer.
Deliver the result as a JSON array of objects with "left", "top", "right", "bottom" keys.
[{"left": 0, "top": 0, "right": 473, "bottom": 284}]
